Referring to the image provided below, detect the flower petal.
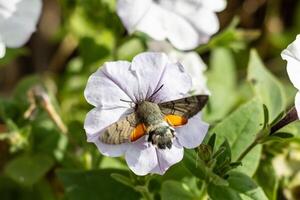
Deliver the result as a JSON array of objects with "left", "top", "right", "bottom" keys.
[
  {"left": 117, "top": 0, "right": 152, "bottom": 33},
  {"left": 0, "top": 40, "right": 5, "bottom": 58},
  {"left": 154, "top": 62, "right": 192, "bottom": 103},
  {"left": 125, "top": 139, "right": 158, "bottom": 176},
  {"left": 0, "top": 0, "right": 42, "bottom": 47},
  {"left": 131, "top": 52, "right": 169, "bottom": 101},
  {"left": 135, "top": 3, "right": 200, "bottom": 50},
  {"left": 187, "top": 8, "right": 220, "bottom": 36},
  {"left": 296, "top": 92, "right": 300, "bottom": 119},
  {"left": 93, "top": 139, "right": 129, "bottom": 157},
  {"left": 84, "top": 107, "right": 132, "bottom": 142},
  {"left": 168, "top": 50, "right": 209, "bottom": 95},
  {"left": 201, "top": 0, "right": 227, "bottom": 12},
  {"left": 281, "top": 35, "right": 300, "bottom": 90},
  {"left": 176, "top": 113, "right": 209, "bottom": 149},
  {"left": 150, "top": 140, "right": 184, "bottom": 175},
  {"left": 84, "top": 62, "right": 132, "bottom": 108}
]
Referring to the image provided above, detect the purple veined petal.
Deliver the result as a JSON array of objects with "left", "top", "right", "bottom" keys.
[
  {"left": 153, "top": 62, "right": 192, "bottom": 103},
  {"left": 176, "top": 113, "right": 209, "bottom": 149},
  {"left": 150, "top": 140, "right": 184, "bottom": 175},
  {"left": 84, "top": 107, "right": 133, "bottom": 142},
  {"left": 296, "top": 92, "right": 300, "bottom": 119},
  {"left": 0, "top": 0, "right": 42, "bottom": 48},
  {"left": 101, "top": 53, "right": 168, "bottom": 103},
  {"left": 130, "top": 52, "right": 169, "bottom": 101},
  {"left": 93, "top": 139, "right": 129, "bottom": 157},
  {"left": 84, "top": 62, "right": 133, "bottom": 108},
  {"left": 117, "top": 0, "right": 152, "bottom": 33},
  {"left": 125, "top": 138, "right": 158, "bottom": 176}
]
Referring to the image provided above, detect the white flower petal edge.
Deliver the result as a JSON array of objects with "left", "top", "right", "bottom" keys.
[
  {"left": 150, "top": 140, "right": 183, "bottom": 175},
  {"left": 176, "top": 113, "right": 209, "bottom": 149},
  {"left": 154, "top": 62, "right": 192, "bottom": 103},
  {"left": 84, "top": 61, "right": 133, "bottom": 108},
  {"left": 125, "top": 139, "right": 159, "bottom": 176},
  {"left": 117, "top": 0, "right": 226, "bottom": 50},
  {"left": 0, "top": 0, "right": 42, "bottom": 48},
  {"left": 0, "top": 40, "right": 5, "bottom": 58},
  {"left": 281, "top": 35, "right": 300, "bottom": 91},
  {"left": 125, "top": 139, "right": 183, "bottom": 176},
  {"left": 148, "top": 40, "right": 210, "bottom": 95},
  {"left": 296, "top": 92, "right": 300, "bottom": 119}
]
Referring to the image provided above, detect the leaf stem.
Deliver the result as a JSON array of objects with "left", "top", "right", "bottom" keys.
[
  {"left": 236, "top": 138, "right": 259, "bottom": 162},
  {"left": 135, "top": 186, "right": 154, "bottom": 200}
]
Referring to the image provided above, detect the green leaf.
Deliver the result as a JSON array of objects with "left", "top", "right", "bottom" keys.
[
  {"left": 208, "top": 133, "right": 217, "bottom": 152},
  {"left": 212, "top": 99, "right": 264, "bottom": 176},
  {"left": 183, "top": 149, "right": 206, "bottom": 180},
  {"left": 208, "top": 184, "right": 242, "bottom": 200},
  {"left": 271, "top": 132, "right": 294, "bottom": 139},
  {"left": 117, "top": 38, "right": 145, "bottom": 60},
  {"left": 262, "top": 105, "right": 269, "bottom": 128},
  {"left": 161, "top": 181, "right": 194, "bottom": 200},
  {"left": 111, "top": 173, "right": 135, "bottom": 188},
  {"left": 57, "top": 169, "right": 140, "bottom": 200},
  {"left": 204, "top": 47, "right": 237, "bottom": 122},
  {"left": 227, "top": 172, "right": 268, "bottom": 200},
  {"left": 247, "top": 49, "right": 286, "bottom": 122},
  {"left": 215, "top": 140, "right": 231, "bottom": 167},
  {"left": 4, "top": 154, "right": 54, "bottom": 186},
  {"left": 254, "top": 159, "right": 279, "bottom": 200},
  {"left": 183, "top": 149, "right": 228, "bottom": 186}
]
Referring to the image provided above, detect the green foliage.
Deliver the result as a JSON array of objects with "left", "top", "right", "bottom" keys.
[
  {"left": 0, "top": 0, "right": 299, "bottom": 199},
  {"left": 4, "top": 154, "right": 54, "bottom": 186},
  {"left": 57, "top": 169, "right": 140, "bottom": 200},
  {"left": 248, "top": 49, "right": 286, "bottom": 122},
  {"left": 212, "top": 99, "right": 264, "bottom": 176}
]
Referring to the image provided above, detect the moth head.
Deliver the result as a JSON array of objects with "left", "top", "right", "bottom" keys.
[{"left": 148, "top": 125, "right": 175, "bottom": 149}]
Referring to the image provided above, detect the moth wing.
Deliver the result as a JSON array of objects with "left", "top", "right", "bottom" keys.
[
  {"left": 159, "top": 95, "right": 208, "bottom": 127},
  {"left": 100, "top": 112, "right": 146, "bottom": 144}
]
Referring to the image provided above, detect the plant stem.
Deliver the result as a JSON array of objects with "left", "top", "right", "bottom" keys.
[
  {"left": 135, "top": 186, "right": 153, "bottom": 200},
  {"left": 236, "top": 138, "right": 259, "bottom": 162},
  {"left": 236, "top": 106, "right": 299, "bottom": 162}
]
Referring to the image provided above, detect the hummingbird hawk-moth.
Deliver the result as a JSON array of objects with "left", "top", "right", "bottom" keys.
[{"left": 100, "top": 95, "right": 208, "bottom": 149}]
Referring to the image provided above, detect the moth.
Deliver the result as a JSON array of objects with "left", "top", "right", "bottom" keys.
[{"left": 100, "top": 92, "right": 208, "bottom": 150}]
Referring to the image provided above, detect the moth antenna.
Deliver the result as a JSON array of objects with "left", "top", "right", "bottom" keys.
[
  {"left": 149, "top": 84, "right": 164, "bottom": 101},
  {"left": 120, "top": 99, "right": 135, "bottom": 108}
]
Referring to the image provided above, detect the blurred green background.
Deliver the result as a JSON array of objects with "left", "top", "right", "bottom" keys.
[{"left": 1, "top": 0, "right": 300, "bottom": 199}]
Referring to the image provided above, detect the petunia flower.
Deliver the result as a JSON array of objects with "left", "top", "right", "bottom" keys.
[
  {"left": 0, "top": 0, "right": 42, "bottom": 58},
  {"left": 84, "top": 52, "right": 209, "bottom": 175},
  {"left": 281, "top": 35, "right": 300, "bottom": 119},
  {"left": 148, "top": 40, "right": 210, "bottom": 95},
  {"left": 117, "top": 0, "right": 227, "bottom": 50}
]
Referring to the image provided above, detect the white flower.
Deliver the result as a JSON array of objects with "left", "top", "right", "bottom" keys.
[
  {"left": 117, "top": 0, "right": 227, "bottom": 50},
  {"left": 148, "top": 40, "right": 210, "bottom": 95},
  {"left": 281, "top": 35, "right": 300, "bottom": 118},
  {"left": 0, "top": 0, "right": 42, "bottom": 58},
  {"left": 84, "top": 52, "right": 209, "bottom": 175}
]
